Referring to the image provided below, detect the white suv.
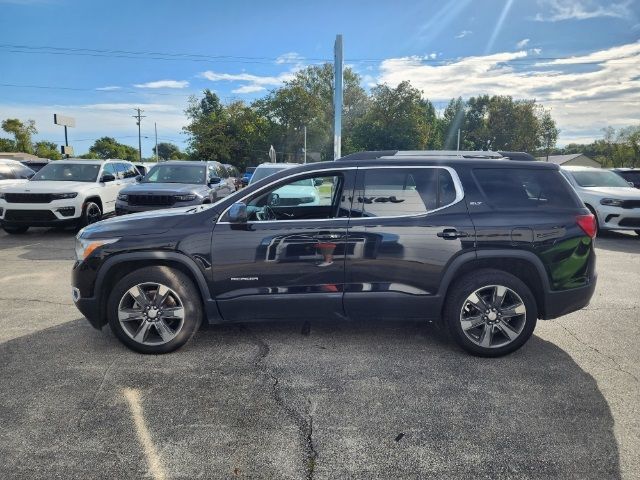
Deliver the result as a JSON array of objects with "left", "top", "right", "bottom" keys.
[
  {"left": 561, "top": 166, "right": 640, "bottom": 235},
  {"left": 0, "top": 159, "right": 139, "bottom": 234},
  {"left": 0, "top": 159, "right": 34, "bottom": 187}
]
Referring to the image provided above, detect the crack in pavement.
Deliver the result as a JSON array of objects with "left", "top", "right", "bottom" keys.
[
  {"left": 0, "top": 296, "right": 73, "bottom": 307},
  {"left": 240, "top": 325, "right": 318, "bottom": 480},
  {"left": 555, "top": 321, "right": 639, "bottom": 385},
  {"left": 77, "top": 357, "right": 118, "bottom": 428}
]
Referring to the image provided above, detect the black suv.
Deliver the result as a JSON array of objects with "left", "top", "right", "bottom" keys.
[{"left": 72, "top": 151, "right": 597, "bottom": 357}]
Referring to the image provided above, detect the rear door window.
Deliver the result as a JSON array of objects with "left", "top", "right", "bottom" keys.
[
  {"left": 473, "top": 168, "right": 581, "bottom": 209},
  {"left": 355, "top": 168, "right": 458, "bottom": 218}
]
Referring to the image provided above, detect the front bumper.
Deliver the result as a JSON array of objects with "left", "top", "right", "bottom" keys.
[
  {"left": 595, "top": 204, "right": 640, "bottom": 230},
  {"left": 0, "top": 201, "right": 80, "bottom": 226},
  {"left": 542, "top": 274, "right": 597, "bottom": 319}
]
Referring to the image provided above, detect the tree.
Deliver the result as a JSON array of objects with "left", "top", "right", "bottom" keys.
[
  {"left": 33, "top": 141, "right": 62, "bottom": 160},
  {"left": 1, "top": 118, "right": 37, "bottom": 153},
  {"left": 153, "top": 142, "right": 184, "bottom": 160},
  {"left": 0, "top": 137, "right": 16, "bottom": 152},
  {"left": 88, "top": 137, "right": 138, "bottom": 161},
  {"left": 538, "top": 109, "right": 559, "bottom": 161},
  {"left": 183, "top": 90, "right": 233, "bottom": 161},
  {"left": 351, "top": 81, "right": 438, "bottom": 151}
]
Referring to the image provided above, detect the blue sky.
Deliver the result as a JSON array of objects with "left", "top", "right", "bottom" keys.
[{"left": 1, "top": 0, "right": 639, "bottom": 155}]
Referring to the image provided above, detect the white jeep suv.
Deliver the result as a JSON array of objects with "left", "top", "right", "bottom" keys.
[
  {"left": 0, "top": 159, "right": 139, "bottom": 234},
  {"left": 561, "top": 166, "right": 640, "bottom": 235}
]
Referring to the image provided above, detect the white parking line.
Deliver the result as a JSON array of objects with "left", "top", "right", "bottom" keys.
[{"left": 122, "top": 388, "right": 168, "bottom": 480}]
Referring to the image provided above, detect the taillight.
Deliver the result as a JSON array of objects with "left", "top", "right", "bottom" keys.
[{"left": 576, "top": 213, "right": 597, "bottom": 238}]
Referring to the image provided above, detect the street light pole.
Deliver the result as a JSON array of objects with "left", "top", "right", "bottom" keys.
[{"left": 154, "top": 122, "right": 158, "bottom": 162}]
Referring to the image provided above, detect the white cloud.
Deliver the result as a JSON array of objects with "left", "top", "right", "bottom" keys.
[
  {"left": 516, "top": 38, "right": 530, "bottom": 48},
  {"left": 133, "top": 80, "right": 189, "bottom": 89},
  {"left": 455, "top": 30, "right": 472, "bottom": 39},
  {"left": 200, "top": 69, "right": 298, "bottom": 94},
  {"left": 535, "top": 0, "right": 632, "bottom": 21},
  {"left": 428, "top": 52, "right": 437, "bottom": 60},
  {"left": 275, "top": 52, "right": 304, "bottom": 64},
  {"left": 95, "top": 86, "right": 121, "bottom": 91},
  {"left": 376, "top": 41, "right": 640, "bottom": 144}
]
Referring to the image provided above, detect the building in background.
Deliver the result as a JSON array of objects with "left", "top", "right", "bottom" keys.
[{"left": 537, "top": 154, "right": 601, "bottom": 168}]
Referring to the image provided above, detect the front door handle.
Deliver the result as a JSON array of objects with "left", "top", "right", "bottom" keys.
[{"left": 437, "top": 228, "right": 469, "bottom": 240}]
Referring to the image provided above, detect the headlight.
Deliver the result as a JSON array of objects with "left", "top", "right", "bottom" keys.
[
  {"left": 174, "top": 194, "right": 197, "bottom": 201},
  {"left": 75, "top": 237, "right": 119, "bottom": 261},
  {"left": 51, "top": 193, "right": 78, "bottom": 200},
  {"left": 600, "top": 198, "right": 624, "bottom": 207},
  {"left": 117, "top": 193, "right": 129, "bottom": 201}
]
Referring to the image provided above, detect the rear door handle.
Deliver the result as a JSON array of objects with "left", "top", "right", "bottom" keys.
[{"left": 437, "top": 228, "right": 469, "bottom": 240}]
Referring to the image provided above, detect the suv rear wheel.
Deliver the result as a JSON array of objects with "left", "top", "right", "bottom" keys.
[
  {"left": 444, "top": 269, "right": 537, "bottom": 357},
  {"left": 107, "top": 266, "right": 203, "bottom": 354}
]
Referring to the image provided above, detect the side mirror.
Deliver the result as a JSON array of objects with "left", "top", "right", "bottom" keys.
[
  {"left": 135, "top": 175, "right": 143, "bottom": 182},
  {"left": 313, "top": 178, "right": 324, "bottom": 186},
  {"left": 26, "top": 173, "right": 34, "bottom": 180},
  {"left": 209, "top": 176, "right": 222, "bottom": 185},
  {"left": 228, "top": 202, "right": 247, "bottom": 223},
  {"left": 628, "top": 181, "right": 635, "bottom": 187},
  {"left": 101, "top": 173, "right": 115, "bottom": 183}
]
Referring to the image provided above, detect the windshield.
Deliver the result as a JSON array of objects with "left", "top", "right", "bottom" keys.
[
  {"left": 31, "top": 163, "right": 100, "bottom": 182},
  {"left": 249, "top": 166, "right": 289, "bottom": 184},
  {"left": 143, "top": 164, "right": 206, "bottom": 184},
  {"left": 570, "top": 170, "right": 631, "bottom": 188}
]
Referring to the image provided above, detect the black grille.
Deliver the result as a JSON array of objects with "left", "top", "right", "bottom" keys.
[
  {"left": 4, "top": 210, "right": 57, "bottom": 221},
  {"left": 621, "top": 200, "right": 640, "bottom": 209},
  {"left": 619, "top": 218, "right": 640, "bottom": 227},
  {"left": 4, "top": 193, "right": 53, "bottom": 203},
  {"left": 128, "top": 194, "right": 176, "bottom": 206}
]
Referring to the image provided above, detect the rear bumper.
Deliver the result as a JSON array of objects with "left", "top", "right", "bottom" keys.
[{"left": 541, "top": 274, "right": 597, "bottom": 319}]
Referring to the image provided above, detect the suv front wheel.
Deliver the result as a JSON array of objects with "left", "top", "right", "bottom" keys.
[
  {"left": 444, "top": 269, "right": 538, "bottom": 357},
  {"left": 107, "top": 266, "right": 203, "bottom": 354}
]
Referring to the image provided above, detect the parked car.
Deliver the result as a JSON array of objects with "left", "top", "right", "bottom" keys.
[
  {"left": 240, "top": 166, "right": 256, "bottom": 187},
  {"left": 249, "top": 162, "right": 300, "bottom": 185},
  {"left": 561, "top": 166, "right": 640, "bottom": 235},
  {"left": 0, "top": 159, "right": 139, "bottom": 234},
  {"left": 19, "top": 159, "right": 51, "bottom": 172},
  {"left": 222, "top": 164, "right": 241, "bottom": 191},
  {"left": 611, "top": 168, "right": 640, "bottom": 189},
  {"left": 72, "top": 150, "right": 596, "bottom": 357},
  {"left": 133, "top": 162, "right": 158, "bottom": 176},
  {"left": 115, "top": 161, "right": 235, "bottom": 215},
  {"left": 0, "top": 159, "right": 34, "bottom": 187}
]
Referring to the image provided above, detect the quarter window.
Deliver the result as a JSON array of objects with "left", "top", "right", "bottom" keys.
[{"left": 356, "top": 168, "right": 457, "bottom": 218}]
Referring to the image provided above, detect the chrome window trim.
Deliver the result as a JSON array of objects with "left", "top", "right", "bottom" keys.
[{"left": 216, "top": 165, "right": 465, "bottom": 225}]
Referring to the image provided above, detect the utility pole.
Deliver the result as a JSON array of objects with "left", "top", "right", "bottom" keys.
[
  {"left": 303, "top": 125, "right": 307, "bottom": 164},
  {"left": 154, "top": 122, "right": 158, "bottom": 162},
  {"left": 132, "top": 108, "right": 146, "bottom": 161},
  {"left": 457, "top": 128, "right": 461, "bottom": 151}
]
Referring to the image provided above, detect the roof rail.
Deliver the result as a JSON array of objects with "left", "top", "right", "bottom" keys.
[
  {"left": 336, "top": 150, "right": 504, "bottom": 161},
  {"left": 497, "top": 151, "right": 537, "bottom": 161}
]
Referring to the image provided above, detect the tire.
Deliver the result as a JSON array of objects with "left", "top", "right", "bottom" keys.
[
  {"left": 2, "top": 225, "right": 29, "bottom": 234},
  {"left": 79, "top": 201, "right": 102, "bottom": 228},
  {"left": 443, "top": 269, "right": 538, "bottom": 357},
  {"left": 107, "top": 266, "right": 203, "bottom": 354}
]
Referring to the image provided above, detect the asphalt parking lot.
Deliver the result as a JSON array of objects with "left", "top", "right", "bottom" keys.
[{"left": 0, "top": 228, "right": 639, "bottom": 480}]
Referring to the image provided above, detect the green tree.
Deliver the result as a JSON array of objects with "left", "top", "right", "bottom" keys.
[
  {"left": 538, "top": 109, "right": 559, "bottom": 162},
  {"left": 183, "top": 90, "right": 233, "bottom": 161},
  {"left": 153, "top": 142, "right": 184, "bottom": 160},
  {"left": 33, "top": 141, "right": 62, "bottom": 160},
  {"left": 1, "top": 118, "right": 37, "bottom": 153},
  {"left": 351, "top": 81, "right": 438, "bottom": 151},
  {"left": 0, "top": 137, "right": 16, "bottom": 151},
  {"left": 88, "top": 137, "right": 138, "bottom": 161}
]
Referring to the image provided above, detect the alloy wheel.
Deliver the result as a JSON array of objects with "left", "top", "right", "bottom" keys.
[
  {"left": 118, "top": 282, "right": 185, "bottom": 346},
  {"left": 459, "top": 284, "right": 527, "bottom": 349},
  {"left": 86, "top": 203, "right": 102, "bottom": 224}
]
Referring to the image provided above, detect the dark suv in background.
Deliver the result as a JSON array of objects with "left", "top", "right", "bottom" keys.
[
  {"left": 72, "top": 151, "right": 597, "bottom": 357},
  {"left": 115, "top": 160, "right": 235, "bottom": 215}
]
